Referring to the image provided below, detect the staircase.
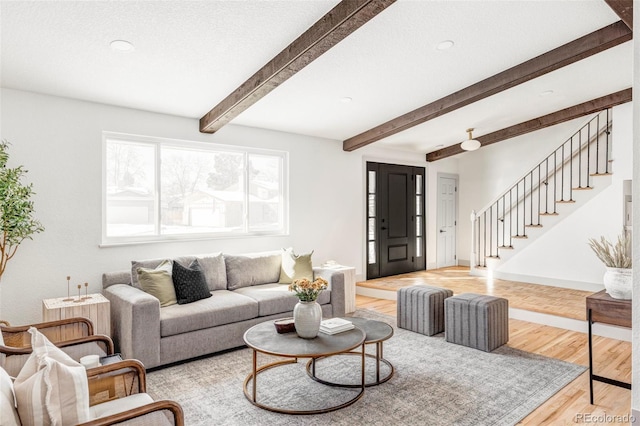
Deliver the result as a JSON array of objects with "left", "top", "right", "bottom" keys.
[{"left": 470, "top": 109, "right": 612, "bottom": 271}]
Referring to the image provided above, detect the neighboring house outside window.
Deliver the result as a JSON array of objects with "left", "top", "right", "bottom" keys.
[{"left": 102, "top": 132, "right": 288, "bottom": 245}]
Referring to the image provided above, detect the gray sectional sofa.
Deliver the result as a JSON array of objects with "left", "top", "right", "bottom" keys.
[{"left": 102, "top": 251, "right": 346, "bottom": 369}]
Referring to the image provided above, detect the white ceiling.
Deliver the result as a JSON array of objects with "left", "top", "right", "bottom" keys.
[{"left": 0, "top": 0, "right": 631, "bottom": 155}]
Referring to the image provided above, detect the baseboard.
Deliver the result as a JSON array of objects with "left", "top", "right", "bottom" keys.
[
  {"left": 474, "top": 269, "right": 605, "bottom": 292},
  {"left": 356, "top": 286, "right": 396, "bottom": 301},
  {"left": 456, "top": 259, "right": 470, "bottom": 267}
]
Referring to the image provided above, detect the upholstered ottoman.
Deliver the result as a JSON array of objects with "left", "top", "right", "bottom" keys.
[
  {"left": 397, "top": 285, "right": 453, "bottom": 336},
  {"left": 445, "top": 293, "right": 509, "bottom": 352}
]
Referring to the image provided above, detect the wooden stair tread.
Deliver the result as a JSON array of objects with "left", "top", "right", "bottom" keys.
[
  {"left": 539, "top": 212, "right": 559, "bottom": 216},
  {"left": 485, "top": 255, "right": 500, "bottom": 259},
  {"left": 512, "top": 235, "right": 528, "bottom": 239},
  {"left": 526, "top": 224, "right": 543, "bottom": 228},
  {"left": 572, "top": 186, "right": 593, "bottom": 191},
  {"left": 498, "top": 245, "right": 514, "bottom": 249},
  {"left": 590, "top": 172, "right": 612, "bottom": 176},
  {"left": 556, "top": 200, "right": 576, "bottom": 204}
]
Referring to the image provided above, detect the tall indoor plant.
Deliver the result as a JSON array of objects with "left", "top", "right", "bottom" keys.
[
  {"left": 588, "top": 230, "right": 631, "bottom": 299},
  {"left": 0, "top": 140, "right": 44, "bottom": 281}
]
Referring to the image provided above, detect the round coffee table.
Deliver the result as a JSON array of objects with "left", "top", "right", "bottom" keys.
[
  {"left": 243, "top": 320, "right": 366, "bottom": 414},
  {"left": 306, "top": 317, "right": 394, "bottom": 387}
]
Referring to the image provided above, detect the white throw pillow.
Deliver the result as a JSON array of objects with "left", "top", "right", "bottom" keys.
[
  {"left": 13, "top": 327, "right": 91, "bottom": 426},
  {"left": 0, "top": 367, "right": 20, "bottom": 426}
]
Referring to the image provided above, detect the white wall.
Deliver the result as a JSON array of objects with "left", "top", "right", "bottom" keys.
[
  {"left": 631, "top": 0, "right": 639, "bottom": 415},
  {"left": 0, "top": 88, "right": 425, "bottom": 324},
  {"left": 455, "top": 104, "right": 632, "bottom": 288}
]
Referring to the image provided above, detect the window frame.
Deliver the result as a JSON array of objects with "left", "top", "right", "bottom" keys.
[{"left": 101, "top": 131, "right": 289, "bottom": 246}]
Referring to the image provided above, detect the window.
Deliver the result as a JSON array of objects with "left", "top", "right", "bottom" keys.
[{"left": 103, "top": 132, "right": 288, "bottom": 244}]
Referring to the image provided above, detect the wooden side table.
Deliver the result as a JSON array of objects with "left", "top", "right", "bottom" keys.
[
  {"left": 586, "top": 289, "right": 631, "bottom": 404},
  {"left": 43, "top": 293, "right": 111, "bottom": 337}
]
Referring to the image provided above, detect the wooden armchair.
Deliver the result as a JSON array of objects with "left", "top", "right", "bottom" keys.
[
  {"left": 1, "top": 359, "right": 184, "bottom": 426},
  {"left": 82, "top": 359, "right": 184, "bottom": 426},
  {"left": 0, "top": 317, "right": 114, "bottom": 377}
]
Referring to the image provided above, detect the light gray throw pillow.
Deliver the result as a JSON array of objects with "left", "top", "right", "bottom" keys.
[
  {"left": 225, "top": 252, "right": 282, "bottom": 290},
  {"left": 195, "top": 253, "right": 227, "bottom": 291}
]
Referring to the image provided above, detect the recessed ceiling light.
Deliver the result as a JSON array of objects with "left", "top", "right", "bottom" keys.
[
  {"left": 435, "top": 144, "right": 444, "bottom": 148},
  {"left": 110, "top": 40, "right": 135, "bottom": 52},
  {"left": 340, "top": 97, "right": 353, "bottom": 103},
  {"left": 436, "top": 40, "right": 454, "bottom": 51},
  {"left": 540, "top": 90, "right": 554, "bottom": 96}
]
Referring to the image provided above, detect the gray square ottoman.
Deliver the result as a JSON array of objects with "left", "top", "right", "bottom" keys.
[
  {"left": 445, "top": 293, "right": 509, "bottom": 352},
  {"left": 397, "top": 285, "right": 453, "bottom": 336}
]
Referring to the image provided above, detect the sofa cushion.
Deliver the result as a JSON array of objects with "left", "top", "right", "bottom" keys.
[
  {"left": 159, "top": 290, "right": 259, "bottom": 337},
  {"left": 131, "top": 258, "right": 167, "bottom": 289},
  {"left": 172, "top": 260, "right": 212, "bottom": 305},
  {"left": 278, "top": 248, "right": 313, "bottom": 284},
  {"left": 196, "top": 253, "right": 227, "bottom": 291},
  {"left": 225, "top": 252, "right": 281, "bottom": 290},
  {"left": 14, "top": 328, "right": 91, "bottom": 425},
  {"left": 234, "top": 283, "right": 331, "bottom": 317},
  {"left": 137, "top": 260, "right": 177, "bottom": 307},
  {"left": 90, "top": 392, "right": 173, "bottom": 425}
]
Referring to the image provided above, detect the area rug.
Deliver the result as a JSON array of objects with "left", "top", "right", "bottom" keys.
[{"left": 146, "top": 309, "right": 585, "bottom": 426}]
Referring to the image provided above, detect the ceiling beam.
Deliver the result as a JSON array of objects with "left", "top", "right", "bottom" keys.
[
  {"left": 199, "top": 0, "right": 396, "bottom": 134},
  {"left": 425, "top": 88, "right": 632, "bottom": 162},
  {"left": 604, "top": 0, "right": 633, "bottom": 30},
  {"left": 343, "top": 20, "right": 632, "bottom": 152}
]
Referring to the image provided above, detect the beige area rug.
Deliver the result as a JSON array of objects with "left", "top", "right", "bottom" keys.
[{"left": 146, "top": 309, "right": 585, "bottom": 426}]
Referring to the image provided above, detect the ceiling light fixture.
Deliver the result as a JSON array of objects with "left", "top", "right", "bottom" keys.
[
  {"left": 460, "top": 128, "right": 481, "bottom": 151},
  {"left": 110, "top": 40, "right": 134, "bottom": 52},
  {"left": 340, "top": 97, "right": 353, "bottom": 103},
  {"left": 540, "top": 90, "right": 554, "bottom": 96},
  {"left": 436, "top": 40, "right": 455, "bottom": 51}
]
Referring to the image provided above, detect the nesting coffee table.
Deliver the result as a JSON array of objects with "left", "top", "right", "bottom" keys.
[
  {"left": 307, "top": 316, "right": 394, "bottom": 387},
  {"left": 243, "top": 320, "right": 366, "bottom": 414}
]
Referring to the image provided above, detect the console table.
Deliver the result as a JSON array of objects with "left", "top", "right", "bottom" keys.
[{"left": 586, "top": 289, "right": 631, "bottom": 405}]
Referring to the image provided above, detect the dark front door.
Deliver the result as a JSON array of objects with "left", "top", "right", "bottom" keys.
[{"left": 367, "top": 162, "right": 425, "bottom": 279}]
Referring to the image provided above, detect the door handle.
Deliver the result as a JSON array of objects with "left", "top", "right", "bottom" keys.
[
  {"left": 381, "top": 226, "right": 388, "bottom": 230},
  {"left": 440, "top": 229, "right": 446, "bottom": 233}
]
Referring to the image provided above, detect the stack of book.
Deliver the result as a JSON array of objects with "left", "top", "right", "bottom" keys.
[{"left": 320, "top": 318, "right": 354, "bottom": 335}]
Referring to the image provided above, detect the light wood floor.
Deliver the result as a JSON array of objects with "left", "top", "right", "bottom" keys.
[{"left": 356, "top": 269, "right": 632, "bottom": 425}]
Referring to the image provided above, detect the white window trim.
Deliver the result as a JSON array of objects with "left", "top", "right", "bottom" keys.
[{"left": 101, "top": 131, "right": 289, "bottom": 246}]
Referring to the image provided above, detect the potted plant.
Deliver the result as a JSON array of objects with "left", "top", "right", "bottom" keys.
[
  {"left": 0, "top": 140, "right": 44, "bottom": 281},
  {"left": 588, "top": 230, "right": 631, "bottom": 299}
]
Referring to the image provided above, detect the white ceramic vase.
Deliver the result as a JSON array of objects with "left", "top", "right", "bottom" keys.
[
  {"left": 603, "top": 267, "right": 632, "bottom": 300},
  {"left": 293, "top": 301, "right": 322, "bottom": 339}
]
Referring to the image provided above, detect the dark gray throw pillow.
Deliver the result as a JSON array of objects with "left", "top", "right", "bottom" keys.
[{"left": 172, "top": 259, "right": 212, "bottom": 305}]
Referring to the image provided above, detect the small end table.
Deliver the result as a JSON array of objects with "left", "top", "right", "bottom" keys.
[{"left": 42, "top": 293, "right": 111, "bottom": 337}]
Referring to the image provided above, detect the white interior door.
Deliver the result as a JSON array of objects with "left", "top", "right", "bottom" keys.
[{"left": 437, "top": 175, "right": 457, "bottom": 268}]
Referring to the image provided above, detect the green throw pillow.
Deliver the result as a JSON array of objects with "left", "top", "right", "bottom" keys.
[
  {"left": 137, "top": 259, "right": 177, "bottom": 307},
  {"left": 278, "top": 248, "right": 313, "bottom": 284}
]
